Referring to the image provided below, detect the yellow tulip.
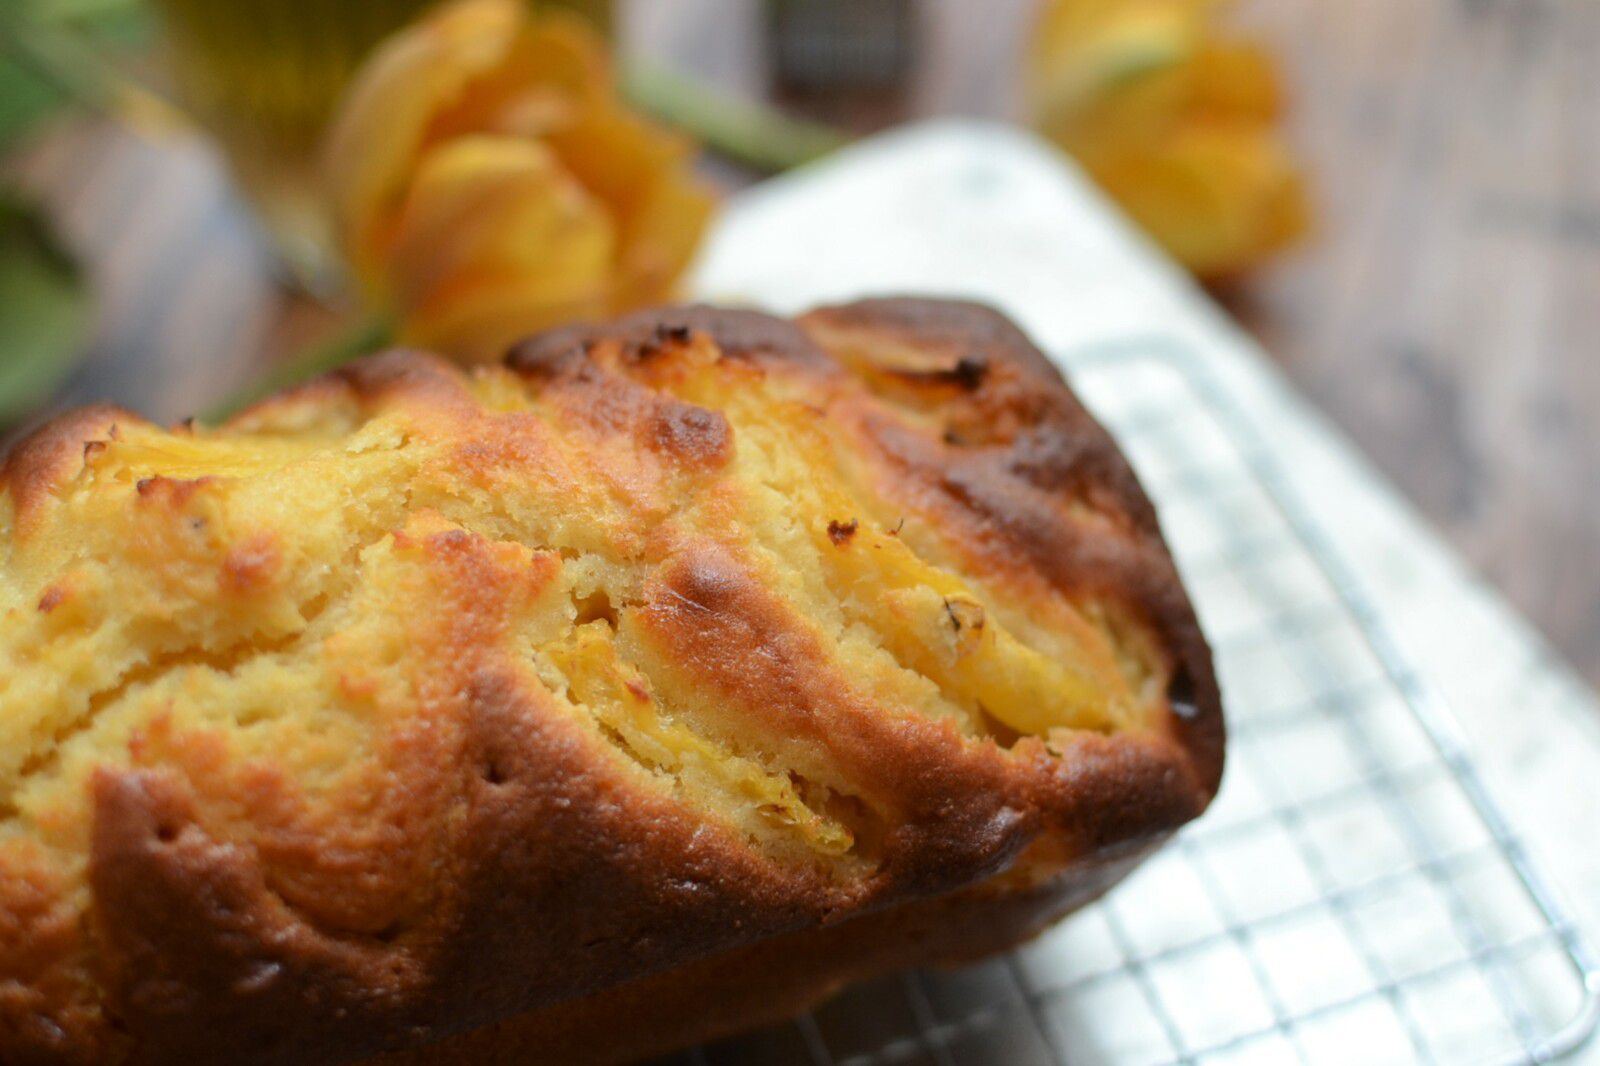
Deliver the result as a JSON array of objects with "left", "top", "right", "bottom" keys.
[
  {"left": 1027, "top": 0, "right": 1309, "bottom": 279},
  {"left": 324, "top": 0, "right": 715, "bottom": 362}
]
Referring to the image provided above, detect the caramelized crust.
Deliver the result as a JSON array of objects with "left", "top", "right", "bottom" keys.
[{"left": 0, "top": 299, "right": 1221, "bottom": 1065}]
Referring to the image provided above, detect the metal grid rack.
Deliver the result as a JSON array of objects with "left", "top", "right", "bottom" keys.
[{"left": 656, "top": 341, "right": 1600, "bottom": 1066}]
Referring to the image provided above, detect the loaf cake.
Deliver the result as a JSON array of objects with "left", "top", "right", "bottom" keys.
[{"left": 0, "top": 298, "right": 1223, "bottom": 1065}]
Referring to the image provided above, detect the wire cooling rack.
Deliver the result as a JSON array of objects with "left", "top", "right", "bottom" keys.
[{"left": 652, "top": 341, "right": 1600, "bottom": 1066}]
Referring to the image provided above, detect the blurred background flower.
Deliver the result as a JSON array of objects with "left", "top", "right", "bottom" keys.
[
  {"left": 1025, "top": 0, "right": 1308, "bottom": 279},
  {"left": 1, "top": 0, "right": 1310, "bottom": 399},
  {"left": 324, "top": 0, "right": 714, "bottom": 363}
]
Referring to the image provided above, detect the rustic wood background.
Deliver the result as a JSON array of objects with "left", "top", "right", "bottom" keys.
[{"left": 6, "top": 0, "right": 1598, "bottom": 686}]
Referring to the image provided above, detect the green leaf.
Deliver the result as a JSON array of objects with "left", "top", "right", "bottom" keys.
[
  {"left": 0, "top": 191, "right": 90, "bottom": 426},
  {"left": 0, "top": 0, "right": 154, "bottom": 150},
  {"left": 19, "top": 0, "right": 144, "bottom": 19},
  {"left": 0, "top": 57, "right": 67, "bottom": 149}
]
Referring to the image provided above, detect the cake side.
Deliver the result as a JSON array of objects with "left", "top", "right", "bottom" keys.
[
  {"left": 0, "top": 299, "right": 1221, "bottom": 1065},
  {"left": 379, "top": 843, "right": 1154, "bottom": 1066}
]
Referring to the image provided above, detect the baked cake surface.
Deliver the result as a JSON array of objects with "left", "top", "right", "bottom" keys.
[{"left": 0, "top": 299, "right": 1222, "bottom": 1065}]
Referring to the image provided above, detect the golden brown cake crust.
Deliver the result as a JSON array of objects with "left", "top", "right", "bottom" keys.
[{"left": 0, "top": 299, "right": 1222, "bottom": 1066}]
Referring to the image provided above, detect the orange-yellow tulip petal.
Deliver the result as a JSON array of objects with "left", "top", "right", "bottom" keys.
[
  {"left": 390, "top": 137, "right": 615, "bottom": 361},
  {"left": 542, "top": 105, "right": 714, "bottom": 301},
  {"left": 401, "top": 283, "right": 609, "bottom": 364},
  {"left": 324, "top": 0, "right": 715, "bottom": 362},
  {"left": 1026, "top": 0, "right": 1308, "bottom": 278},
  {"left": 1088, "top": 125, "right": 1307, "bottom": 278},
  {"left": 325, "top": 0, "right": 524, "bottom": 288},
  {"left": 1188, "top": 42, "right": 1283, "bottom": 120},
  {"left": 1028, "top": 2, "right": 1197, "bottom": 123},
  {"left": 424, "top": 14, "right": 610, "bottom": 144},
  {"left": 611, "top": 169, "right": 718, "bottom": 309}
]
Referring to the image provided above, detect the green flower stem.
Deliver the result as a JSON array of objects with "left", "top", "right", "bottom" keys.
[
  {"left": 208, "top": 311, "right": 393, "bottom": 422},
  {"left": 621, "top": 60, "right": 850, "bottom": 174},
  {"left": 0, "top": 6, "right": 189, "bottom": 137}
]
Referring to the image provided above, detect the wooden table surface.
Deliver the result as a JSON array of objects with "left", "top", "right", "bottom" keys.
[{"left": 6, "top": 0, "right": 1598, "bottom": 687}]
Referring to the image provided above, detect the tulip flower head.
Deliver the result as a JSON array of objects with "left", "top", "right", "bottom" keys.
[
  {"left": 1026, "top": 0, "right": 1309, "bottom": 279},
  {"left": 325, "top": 0, "right": 715, "bottom": 362}
]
